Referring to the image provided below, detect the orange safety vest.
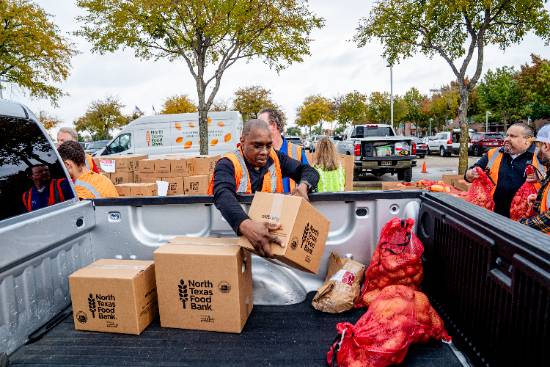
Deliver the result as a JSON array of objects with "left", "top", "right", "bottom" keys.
[
  {"left": 286, "top": 142, "right": 303, "bottom": 192},
  {"left": 22, "top": 179, "right": 66, "bottom": 212},
  {"left": 208, "top": 148, "right": 283, "bottom": 195},
  {"left": 486, "top": 147, "right": 546, "bottom": 195},
  {"left": 74, "top": 171, "right": 119, "bottom": 199},
  {"left": 85, "top": 154, "right": 99, "bottom": 173},
  {"left": 540, "top": 182, "right": 550, "bottom": 212}
]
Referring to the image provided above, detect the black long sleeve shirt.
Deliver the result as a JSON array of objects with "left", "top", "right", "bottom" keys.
[
  {"left": 212, "top": 150, "right": 320, "bottom": 234},
  {"left": 465, "top": 145, "right": 535, "bottom": 217}
]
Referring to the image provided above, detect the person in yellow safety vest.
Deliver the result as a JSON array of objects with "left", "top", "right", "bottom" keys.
[
  {"left": 57, "top": 141, "right": 119, "bottom": 200},
  {"left": 57, "top": 127, "right": 100, "bottom": 173},
  {"left": 465, "top": 123, "right": 542, "bottom": 218},
  {"left": 258, "top": 108, "right": 309, "bottom": 193},
  {"left": 519, "top": 124, "right": 550, "bottom": 234},
  {"left": 209, "top": 119, "right": 319, "bottom": 257}
]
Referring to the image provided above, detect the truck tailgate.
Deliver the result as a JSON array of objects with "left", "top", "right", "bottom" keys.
[{"left": 9, "top": 293, "right": 464, "bottom": 366}]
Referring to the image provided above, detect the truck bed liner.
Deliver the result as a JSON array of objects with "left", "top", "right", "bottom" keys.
[{"left": 9, "top": 293, "right": 463, "bottom": 366}]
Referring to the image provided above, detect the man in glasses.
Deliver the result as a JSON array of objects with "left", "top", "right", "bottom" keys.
[
  {"left": 465, "top": 123, "right": 542, "bottom": 217},
  {"left": 519, "top": 124, "right": 550, "bottom": 234},
  {"left": 208, "top": 119, "right": 319, "bottom": 257}
]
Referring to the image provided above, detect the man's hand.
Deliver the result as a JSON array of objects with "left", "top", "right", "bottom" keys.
[
  {"left": 239, "top": 219, "right": 282, "bottom": 258},
  {"left": 527, "top": 193, "right": 537, "bottom": 207},
  {"left": 465, "top": 168, "right": 479, "bottom": 182},
  {"left": 292, "top": 182, "right": 310, "bottom": 201}
]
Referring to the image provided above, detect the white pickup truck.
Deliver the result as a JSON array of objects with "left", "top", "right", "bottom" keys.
[
  {"left": 0, "top": 100, "right": 548, "bottom": 366},
  {"left": 335, "top": 124, "right": 416, "bottom": 181}
]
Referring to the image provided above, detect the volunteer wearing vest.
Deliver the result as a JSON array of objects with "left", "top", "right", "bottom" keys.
[
  {"left": 57, "top": 127, "right": 100, "bottom": 174},
  {"left": 519, "top": 124, "right": 550, "bottom": 233},
  {"left": 209, "top": 119, "right": 319, "bottom": 257},
  {"left": 258, "top": 108, "right": 309, "bottom": 193},
  {"left": 57, "top": 141, "right": 119, "bottom": 200},
  {"left": 465, "top": 123, "right": 541, "bottom": 217},
  {"left": 22, "top": 164, "right": 73, "bottom": 212}
]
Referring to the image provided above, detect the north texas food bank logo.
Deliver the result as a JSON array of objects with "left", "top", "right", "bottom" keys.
[
  {"left": 145, "top": 130, "right": 151, "bottom": 147},
  {"left": 178, "top": 279, "right": 189, "bottom": 309}
]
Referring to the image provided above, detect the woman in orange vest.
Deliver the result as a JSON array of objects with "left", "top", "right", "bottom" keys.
[
  {"left": 57, "top": 141, "right": 119, "bottom": 199},
  {"left": 520, "top": 124, "right": 550, "bottom": 233},
  {"left": 209, "top": 119, "right": 319, "bottom": 257},
  {"left": 465, "top": 123, "right": 542, "bottom": 217}
]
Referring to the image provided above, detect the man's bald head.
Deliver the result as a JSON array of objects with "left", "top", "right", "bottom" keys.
[{"left": 242, "top": 119, "right": 271, "bottom": 137}]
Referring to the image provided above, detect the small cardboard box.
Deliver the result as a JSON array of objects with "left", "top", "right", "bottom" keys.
[
  {"left": 193, "top": 155, "right": 220, "bottom": 176},
  {"left": 441, "top": 174, "right": 463, "bottom": 186},
  {"left": 238, "top": 192, "right": 330, "bottom": 274},
  {"left": 154, "top": 237, "right": 253, "bottom": 333},
  {"left": 136, "top": 172, "right": 159, "bottom": 184},
  {"left": 183, "top": 175, "right": 209, "bottom": 195},
  {"left": 338, "top": 154, "right": 354, "bottom": 192},
  {"left": 454, "top": 179, "right": 471, "bottom": 192},
  {"left": 138, "top": 159, "right": 156, "bottom": 174},
  {"left": 161, "top": 177, "right": 184, "bottom": 195},
  {"left": 109, "top": 172, "right": 134, "bottom": 185},
  {"left": 95, "top": 155, "right": 147, "bottom": 172},
  {"left": 170, "top": 157, "right": 194, "bottom": 177},
  {"left": 155, "top": 159, "right": 171, "bottom": 175},
  {"left": 381, "top": 181, "right": 418, "bottom": 190},
  {"left": 69, "top": 259, "right": 157, "bottom": 335},
  {"left": 116, "top": 183, "right": 157, "bottom": 197}
]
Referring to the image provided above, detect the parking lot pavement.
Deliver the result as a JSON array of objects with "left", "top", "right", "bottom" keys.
[{"left": 354, "top": 155, "right": 479, "bottom": 187}]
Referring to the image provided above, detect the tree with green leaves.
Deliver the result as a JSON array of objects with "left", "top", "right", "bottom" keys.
[
  {"left": 477, "top": 66, "right": 522, "bottom": 129},
  {"left": 77, "top": 0, "right": 323, "bottom": 154},
  {"left": 285, "top": 126, "right": 302, "bottom": 136},
  {"left": 232, "top": 86, "right": 278, "bottom": 121},
  {"left": 366, "top": 92, "right": 407, "bottom": 125},
  {"left": 210, "top": 99, "right": 229, "bottom": 112},
  {"left": 517, "top": 54, "right": 550, "bottom": 120},
  {"left": 161, "top": 95, "right": 198, "bottom": 114},
  {"left": 402, "top": 88, "right": 428, "bottom": 129},
  {"left": 74, "top": 97, "right": 129, "bottom": 140},
  {"left": 0, "top": 0, "right": 77, "bottom": 104},
  {"left": 335, "top": 91, "right": 368, "bottom": 126},
  {"left": 296, "top": 95, "right": 335, "bottom": 134},
  {"left": 355, "top": 0, "right": 550, "bottom": 173}
]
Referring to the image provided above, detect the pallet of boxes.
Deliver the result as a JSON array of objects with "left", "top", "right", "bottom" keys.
[{"left": 68, "top": 192, "right": 330, "bottom": 334}]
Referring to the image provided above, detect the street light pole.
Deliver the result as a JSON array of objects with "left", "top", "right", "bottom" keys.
[
  {"left": 390, "top": 65, "right": 394, "bottom": 128},
  {"left": 485, "top": 111, "right": 491, "bottom": 132}
]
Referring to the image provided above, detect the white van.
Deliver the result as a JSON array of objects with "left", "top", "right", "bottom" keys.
[{"left": 98, "top": 111, "right": 243, "bottom": 157}]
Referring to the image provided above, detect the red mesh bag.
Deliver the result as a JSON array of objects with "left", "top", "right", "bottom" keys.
[
  {"left": 510, "top": 165, "right": 537, "bottom": 221},
  {"left": 466, "top": 166, "right": 495, "bottom": 211},
  {"left": 328, "top": 285, "right": 451, "bottom": 367},
  {"left": 356, "top": 218, "right": 424, "bottom": 307}
]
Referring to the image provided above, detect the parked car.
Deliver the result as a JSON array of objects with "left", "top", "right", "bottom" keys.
[
  {"left": 1, "top": 99, "right": 549, "bottom": 366},
  {"left": 99, "top": 111, "right": 243, "bottom": 157},
  {"left": 427, "top": 129, "right": 474, "bottom": 156},
  {"left": 306, "top": 135, "right": 326, "bottom": 152},
  {"left": 84, "top": 140, "right": 109, "bottom": 155},
  {"left": 335, "top": 124, "right": 416, "bottom": 181},
  {"left": 469, "top": 132, "right": 504, "bottom": 156},
  {"left": 411, "top": 136, "right": 428, "bottom": 158}
]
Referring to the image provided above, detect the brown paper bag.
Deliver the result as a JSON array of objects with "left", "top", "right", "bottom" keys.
[{"left": 312, "top": 252, "right": 364, "bottom": 313}]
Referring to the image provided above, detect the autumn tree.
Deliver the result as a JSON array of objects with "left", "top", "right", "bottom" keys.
[
  {"left": 77, "top": 0, "right": 323, "bottom": 154},
  {"left": 161, "top": 95, "right": 198, "bottom": 114},
  {"left": 517, "top": 54, "right": 550, "bottom": 120},
  {"left": 37, "top": 111, "right": 61, "bottom": 131},
  {"left": 355, "top": 0, "right": 550, "bottom": 173},
  {"left": 402, "top": 88, "right": 427, "bottom": 128},
  {"left": 232, "top": 85, "right": 278, "bottom": 121},
  {"left": 366, "top": 92, "right": 407, "bottom": 125},
  {"left": 296, "top": 95, "right": 335, "bottom": 134},
  {"left": 74, "top": 97, "right": 129, "bottom": 140},
  {"left": 0, "top": 0, "right": 76, "bottom": 104},
  {"left": 335, "top": 91, "right": 368, "bottom": 126}
]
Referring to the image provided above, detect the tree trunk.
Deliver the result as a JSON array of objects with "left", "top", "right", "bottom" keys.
[
  {"left": 198, "top": 108, "right": 208, "bottom": 155},
  {"left": 458, "top": 85, "right": 470, "bottom": 174}
]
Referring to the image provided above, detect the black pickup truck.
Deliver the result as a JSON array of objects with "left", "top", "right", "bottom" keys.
[{"left": 0, "top": 100, "right": 548, "bottom": 366}]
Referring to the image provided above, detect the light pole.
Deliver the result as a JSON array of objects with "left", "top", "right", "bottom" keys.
[
  {"left": 389, "top": 65, "right": 394, "bottom": 128},
  {"left": 485, "top": 111, "right": 491, "bottom": 132},
  {"left": 429, "top": 118, "right": 433, "bottom": 136}
]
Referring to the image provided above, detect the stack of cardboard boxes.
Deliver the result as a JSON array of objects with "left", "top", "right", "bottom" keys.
[
  {"left": 68, "top": 192, "right": 330, "bottom": 335},
  {"left": 94, "top": 155, "right": 147, "bottom": 185}
]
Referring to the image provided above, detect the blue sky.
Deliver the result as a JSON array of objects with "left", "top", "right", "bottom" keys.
[{"left": 8, "top": 0, "right": 550, "bottom": 131}]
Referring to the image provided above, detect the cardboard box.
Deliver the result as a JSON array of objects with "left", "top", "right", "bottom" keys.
[
  {"left": 338, "top": 154, "right": 354, "bottom": 191},
  {"left": 454, "top": 179, "right": 471, "bottom": 192},
  {"left": 381, "top": 181, "right": 418, "bottom": 190},
  {"left": 69, "top": 259, "right": 157, "bottom": 335},
  {"left": 193, "top": 155, "right": 220, "bottom": 176},
  {"left": 116, "top": 183, "right": 158, "bottom": 197},
  {"left": 170, "top": 157, "right": 194, "bottom": 177},
  {"left": 154, "top": 159, "right": 171, "bottom": 175},
  {"left": 441, "top": 174, "right": 463, "bottom": 186},
  {"left": 183, "top": 175, "right": 209, "bottom": 195},
  {"left": 137, "top": 159, "right": 156, "bottom": 174},
  {"left": 238, "top": 192, "right": 330, "bottom": 274},
  {"left": 94, "top": 155, "right": 147, "bottom": 172},
  {"left": 161, "top": 176, "right": 184, "bottom": 195},
  {"left": 154, "top": 237, "right": 253, "bottom": 333},
  {"left": 109, "top": 172, "right": 134, "bottom": 185},
  {"left": 136, "top": 172, "right": 159, "bottom": 183}
]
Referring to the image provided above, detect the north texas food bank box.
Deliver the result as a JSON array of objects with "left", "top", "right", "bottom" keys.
[
  {"left": 154, "top": 237, "right": 253, "bottom": 333},
  {"left": 238, "top": 192, "right": 330, "bottom": 274},
  {"left": 68, "top": 259, "right": 157, "bottom": 335}
]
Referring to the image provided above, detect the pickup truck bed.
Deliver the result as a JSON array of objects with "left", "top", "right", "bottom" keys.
[{"left": 9, "top": 293, "right": 464, "bottom": 367}]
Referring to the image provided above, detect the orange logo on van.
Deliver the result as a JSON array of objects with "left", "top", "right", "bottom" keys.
[
  {"left": 210, "top": 138, "right": 218, "bottom": 146},
  {"left": 145, "top": 130, "right": 151, "bottom": 146},
  {"left": 184, "top": 141, "right": 192, "bottom": 149},
  {"left": 176, "top": 137, "right": 183, "bottom": 143},
  {"left": 224, "top": 133, "right": 232, "bottom": 142},
  {"left": 217, "top": 121, "right": 225, "bottom": 127},
  {"left": 175, "top": 123, "right": 182, "bottom": 130}
]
